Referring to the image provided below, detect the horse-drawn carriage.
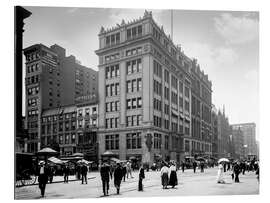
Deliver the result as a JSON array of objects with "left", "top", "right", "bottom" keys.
[{"left": 15, "top": 152, "right": 38, "bottom": 187}]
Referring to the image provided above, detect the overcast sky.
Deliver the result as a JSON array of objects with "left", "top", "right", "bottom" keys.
[{"left": 22, "top": 7, "right": 259, "bottom": 139}]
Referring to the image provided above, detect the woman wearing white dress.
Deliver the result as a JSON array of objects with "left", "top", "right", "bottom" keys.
[
  {"left": 217, "top": 163, "right": 225, "bottom": 184},
  {"left": 160, "top": 164, "right": 169, "bottom": 189}
]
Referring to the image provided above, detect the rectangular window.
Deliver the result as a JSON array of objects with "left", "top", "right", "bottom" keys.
[
  {"left": 127, "top": 99, "right": 131, "bottom": 110},
  {"left": 137, "top": 78, "right": 142, "bottom": 91},
  {"left": 137, "top": 97, "right": 142, "bottom": 108},
  {"left": 115, "top": 83, "right": 120, "bottom": 95},
  {"left": 132, "top": 98, "right": 137, "bottom": 109},
  {"left": 127, "top": 80, "right": 131, "bottom": 93}
]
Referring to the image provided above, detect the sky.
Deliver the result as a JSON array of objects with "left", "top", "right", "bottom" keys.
[{"left": 22, "top": 6, "right": 259, "bottom": 139}]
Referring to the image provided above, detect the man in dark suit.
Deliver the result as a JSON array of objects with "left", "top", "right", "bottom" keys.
[
  {"left": 114, "top": 163, "right": 123, "bottom": 194},
  {"left": 38, "top": 161, "right": 49, "bottom": 198},
  {"left": 81, "top": 163, "right": 88, "bottom": 184},
  {"left": 100, "top": 161, "right": 110, "bottom": 196},
  {"left": 63, "top": 164, "right": 70, "bottom": 183}
]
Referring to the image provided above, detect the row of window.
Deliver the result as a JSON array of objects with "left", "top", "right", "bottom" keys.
[
  {"left": 105, "top": 132, "right": 182, "bottom": 151},
  {"left": 127, "top": 97, "right": 142, "bottom": 110},
  {"left": 28, "top": 98, "right": 38, "bottom": 107},
  {"left": 105, "top": 83, "right": 120, "bottom": 97},
  {"left": 42, "top": 134, "right": 76, "bottom": 145},
  {"left": 105, "top": 64, "right": 120, "bottom": 79},
  {"left": 28, "top": 109, "right": 39, "bottom": 117},
  {"left": 126, "top": 78, "right": 142, "bottom": 93},
  {"left": 78, "top": 119, "right": 97, "bottom": 128},
  {"left": 153, "top": 60, "right": 162, "bottom": 78},
  {"left": 78, "top": 107, "right": 97, "bottom": 117},
  {"left": 153, "top": 115, "right": 162, "bottom": 128},
  {"left": 105, "top": 117, "right": 119, "bottom": 129},
  {"left": 127, "top": 25, "right": 142, "bottom": 40},
  {"left": 105, "top": 53, "right": 120, "bottom": 62},
  {"left": 126, "top": 47, "right": 142, "bottom": 56},
  {"left": 42, "top": 113, "right": 77, "bottom": 123},
  {"left": 27, "top": 86, "right": 39, "bottom": 96},
  {"left": 106, "top": 32, "right": 120, "bottom": 46},
  {"left": 126, "top": 115, "right": 142, "bottom": 127},
  {"left": 26, "top": 75, "right": 39, "bottom": 85},
  {"left": 26, "top": 52, "right": 40, "bottom": 62},
  {"left": 127, "top": 59, "right": 142, "bottom": 74},
  {"left": 27, "top": 63, "right": 39, "bottom": 74},
  {"left": 106, "top": 101, "right": 120, "bottom": 112},
  {"left": 153, "top": 80, "right": 162, "bottom": 96},
  {"left": 126, "top": 132, "right": 142, "bottom": 149},
  {"left": 153, "top": 98, "right": 162, "bottom": 111}
]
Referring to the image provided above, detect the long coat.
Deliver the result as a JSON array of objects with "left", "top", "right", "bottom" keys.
[
  {"left": 100, "top": 165, "right": 110, "bottom": 182},
  {"left": 114, "top": 166, "right": 123, "bottom": 188}
]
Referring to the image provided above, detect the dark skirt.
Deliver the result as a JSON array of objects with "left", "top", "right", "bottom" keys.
[
  {"left": 114, "top": 179, "right": 121, "bottom": 189},
  {"left": 169, "top": 171, "right": 178, "bottom": 186},
  {"left": 161, "top": 173, "right": 169, "bottom": 187}
]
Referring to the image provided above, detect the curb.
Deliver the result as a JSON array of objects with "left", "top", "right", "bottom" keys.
[{"left": 16, "top": 176, "right": 96, "bottom": 188}]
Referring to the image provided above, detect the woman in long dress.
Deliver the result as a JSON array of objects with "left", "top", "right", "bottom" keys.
[
  {"left": 138, "top": 165, "right": 145, "bottom": 191},
  {"left": 216, "top": 163, "right": 225, "bottom": 184},
  {"left": 160, "top": 163, "right": 169, "bottom": 189},
  {"left": 169, "top": 163, "right": 178, "bottom": 188}
]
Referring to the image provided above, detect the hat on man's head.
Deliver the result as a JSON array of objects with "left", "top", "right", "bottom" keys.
[{"left": 39, "top": 160, "right": 45, "bottom": 165}]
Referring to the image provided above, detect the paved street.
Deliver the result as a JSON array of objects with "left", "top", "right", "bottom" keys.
[{"left": 15, "top": 167, "right": 259, "bottom": 199}]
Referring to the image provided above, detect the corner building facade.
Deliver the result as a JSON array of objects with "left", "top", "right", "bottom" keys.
[
  {"left": 95, "top": 11, "right": 200, "bottom": 164},
  {"left": 24, "top": 44, "right": 98, "bottom": 153}
]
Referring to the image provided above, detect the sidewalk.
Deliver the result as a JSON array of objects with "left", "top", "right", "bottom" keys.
[{"left": 16, "top": 172, "right": 96, "bottom": 187}]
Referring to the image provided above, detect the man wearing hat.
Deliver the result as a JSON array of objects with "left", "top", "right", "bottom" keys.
[
  {"left": 100, "top": 161, "right": 110, "bottom": 196},
  {"left": 38, "top": 161, "right": 49, "bottom": 198}
]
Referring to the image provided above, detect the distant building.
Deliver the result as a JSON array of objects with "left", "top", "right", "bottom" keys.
[
  {"left": 23, "top": 44, "right": 98, "bottom": 153},
  {"left": 211, "top": 105, "right": 218, "bottom": 159},
  {"left": 40, "top": 93, "right": 99, "bottom": 159},
  {"left": 231, "top": 127, "right": 244, "bottom": 159},
  {"left": 217, "top": 107, "right": 231, "bottom": 158},
  {"left": 95, "top": 10, "right": 212, "bottom": 164},
  {"left": 231, "top": 123, "right": 257, "bottom": 159},
  {"left": 190, "top": 59, "right": 212, "bottom": 159}
]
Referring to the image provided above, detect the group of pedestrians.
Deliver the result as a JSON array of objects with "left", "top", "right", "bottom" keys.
[
  {"left": 216, "top": 159, "right": 260, "bottom": 184},
  {"left": 160, "top": 162, "right": 178, "bottom": 189},
  {"left": 100, "top": 161, "right": 145, "bottom": 196}
]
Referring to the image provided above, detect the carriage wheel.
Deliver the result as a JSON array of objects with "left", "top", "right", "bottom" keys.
[{"left": 21, "top": 169, "right": 37, "bottom": 186}]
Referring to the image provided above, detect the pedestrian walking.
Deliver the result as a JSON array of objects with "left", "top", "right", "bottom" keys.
[
  {"left": 181, "top": 161, "right": 185, "bottom": 173},
  {"left": 114, "top": 163, "right": 123, "bottom": 195},
  {"left": 81, "top": 163, "right": 88, "bottom": 184},
  {"left": 169, "top": 162, "right": 178, "bottom": 188},
  {"left": 109, "top": 164, "right": 114, "bottom": 180},
  {"left": 240, "top": 161, "right": 246, "bottom": 175},
  {"left": 100, "top": 161, "right": 110, "bottom": 196},
  {"left": 160, "top": 163, "right": 169, "bottom": 189},
  {"left": 37, "top": 161, "right": 49, "bottom": 198},
  {"left": 121, "top": 163, "right": 127, "bottom": 182},
  {"left": 63, "top": 164, "right": 70, "bottom": 183},
  {"left": 234, "top": 161, "right": 241, "bottom": 183},
  {"left": 126, "top": 161, "right": 133, "bottom": 178},
  {"left": 193, "top": 161, "right": 197, "bottom": 173},
  {"left": 200, "top": 161, "right": 204, "bottom": 173},
  {"left": 138, "top": 164, "right": 145, "bottom": 191},
  {"left": 48, "top": 164, "right": 55, "bottom": 184},
  {"left": 256, "top": 164, "right": 259, "bottom": 182},
  {"left": 216, "top": 163, "right": 225, "bottom": 184},
  {"left": 76, "top": 164, "right": 81, "bottom": 180}
]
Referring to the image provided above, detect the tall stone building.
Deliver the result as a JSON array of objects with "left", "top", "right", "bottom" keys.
[
  {"left": 217, "top": 107, "right": 232, "bottom": 158},
  {"left": 211, "top": 105, "right": 218, "bottom": 159},
  {"left": 231, "top": 123, "right": 257, "bottom": 159},
  {"left": 96, "top": 11, "right": 212, "bottom": 164},
  {"left": 23, "top": 44, "right": 98, "bottom": 152},
  {"left": 231, "top": 127, "right": 244, "bottom": 159},
  {"left": 190, "top": 60, "right": 212, "bottom": 159}
]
